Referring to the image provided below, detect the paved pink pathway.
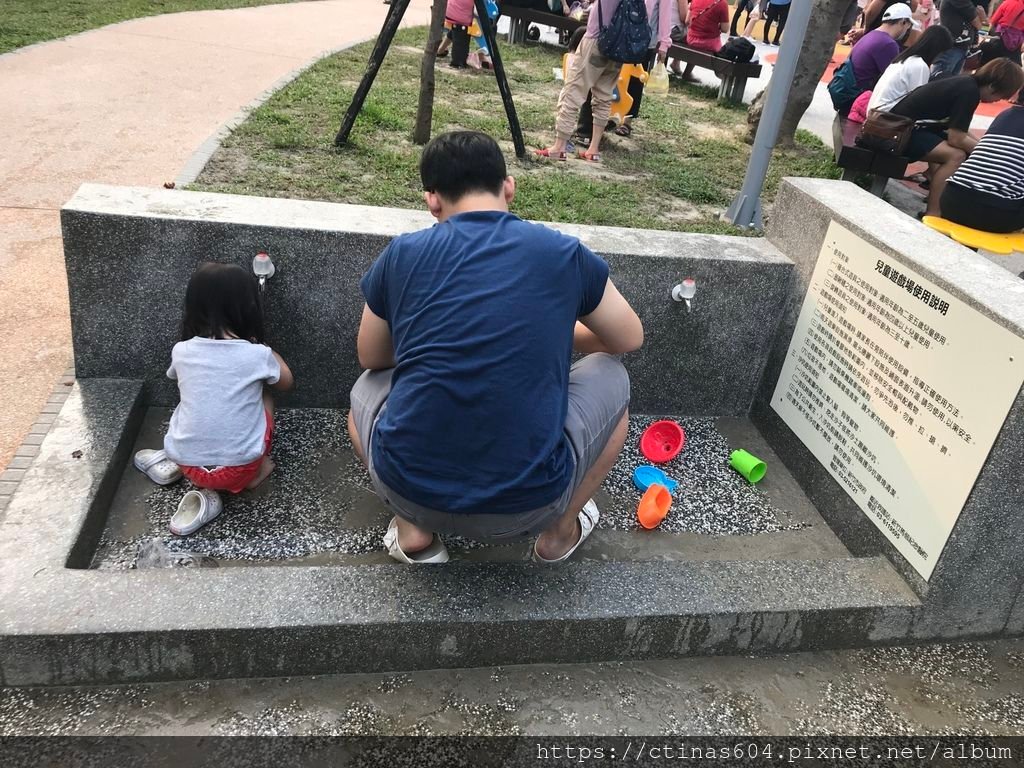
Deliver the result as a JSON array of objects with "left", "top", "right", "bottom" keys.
[{"left": 0, "top": 0, "right": 432, "bottom": 466}]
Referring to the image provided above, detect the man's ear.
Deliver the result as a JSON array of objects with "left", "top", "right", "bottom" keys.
[
  {"left": 503, "top": 176, "right": 516, "bottom": 206},
  {"left": 424, "top": 190, "right": 443, "bottom": 219}
]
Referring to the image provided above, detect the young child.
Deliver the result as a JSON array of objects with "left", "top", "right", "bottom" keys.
[
  {"left": 134, "top": 262, "right": 293, "bottom": 536},
  {"left": 437, "top": 0, "right": 500, "bottom": 69}
]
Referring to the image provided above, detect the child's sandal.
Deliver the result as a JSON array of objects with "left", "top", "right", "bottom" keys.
[{"left": 134, "top": 449, "right": 182, "bottom": 485}]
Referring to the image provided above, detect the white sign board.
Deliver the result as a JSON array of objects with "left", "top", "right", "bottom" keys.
[{"left": 772, "top": 221, "right": 1024, "bottom": 580}]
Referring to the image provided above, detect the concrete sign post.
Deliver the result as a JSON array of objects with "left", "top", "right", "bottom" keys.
[{"left": 772, "top": 222, "right": 1024, "bottom": 579}]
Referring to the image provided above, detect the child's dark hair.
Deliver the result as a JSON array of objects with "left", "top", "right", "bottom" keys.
[
  {"left": 420, "top": 131, "right": 507, "bottom": 202},
  {"left": 181, "top": 262, "right": 265, "bottom": 343}
]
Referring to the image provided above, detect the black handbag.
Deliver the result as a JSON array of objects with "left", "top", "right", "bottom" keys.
[
  {"left": 855, "top": 109, "right": 916, "bottom": 155},
  {"left": 719, "top": 36, "right": 756, "bottom": 63}
]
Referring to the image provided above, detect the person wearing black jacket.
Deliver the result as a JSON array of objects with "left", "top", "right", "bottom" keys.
[{"left": 932, "top": 0, "right": 984, "bottom": 78}]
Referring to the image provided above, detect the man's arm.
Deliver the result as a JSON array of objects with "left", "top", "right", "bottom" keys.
[
  {"left": 574, "top": 279, "right": 644, "bottom": 354},
  {"left": 677, "top": 0, "right": 689, "bottom": 25},
  {"left": 862, "top": 0, "right": 885, "bottom": 29},
  {"left": 356, "top": 304, "right": 396, "bottom": 370},
  {"left": 976, "top": 1, "right": 990, "bottom": 27},
  {"left": 950, "top": 0, "right": 984, "bottom": 26}
]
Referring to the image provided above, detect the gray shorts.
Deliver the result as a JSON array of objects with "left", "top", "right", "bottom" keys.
[{"left": 349, "top": 353, "right": 630, "bottom": 541}]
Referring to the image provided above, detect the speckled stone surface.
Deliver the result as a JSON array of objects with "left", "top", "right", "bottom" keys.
[
  {"left": 1009, "top": 589, "right": 1024, "bottom": 635},
  {"left": 0, "top": 556, "right": 919, "bottom": 686},
  {"left": 61, "top": 184, "right": 793, "bottom": 415},
  {"left": 759, "top": 177, "right": 1024, "bottom": 640},
  {"left": 3, "top": 637, "right": 1024, "bottom": 737},
  {"left": 91, "top": 410, "right": 845, "bottom": 569},
  {"left": 0, "top": 379, "right": 144, "bottom": 573},
  {"left": 0, "top": 384, "right": 920, "bottom": 686}
]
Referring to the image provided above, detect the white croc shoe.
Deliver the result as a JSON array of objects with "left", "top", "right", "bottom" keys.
[
  {"left": 533, "top": 498, "right": 599, "bottom": 563},
  {"left": 170, "top": 489, "right": 223, "bottom": 536},
  {"left": 134, "top": 449, "right": 182, "bottom": 485},
  {"left": 383, "top": 517, "right": 450, "bottom": 564}
]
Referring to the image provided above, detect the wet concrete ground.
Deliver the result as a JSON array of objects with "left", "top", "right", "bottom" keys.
[
  {"left": 91, "top": 411, "right": 850, "bottom": 569},
  {"left": 2, "top": 639, "right": 1023, "bottom": 736}
]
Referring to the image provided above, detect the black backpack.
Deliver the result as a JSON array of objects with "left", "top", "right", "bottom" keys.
[
  {"left": 597, "top": 0, "right": 650, "bottom": 64},
  {"left": 719, "top": 36, "right": 755, "bottom": 64}
]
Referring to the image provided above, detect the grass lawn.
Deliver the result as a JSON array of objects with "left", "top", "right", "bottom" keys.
[
  {"left": 0, "top": 0, "right": 308, "bottom": 54},
  {"left": 194, "top": 27, "right": 840, "bottom": 235}
]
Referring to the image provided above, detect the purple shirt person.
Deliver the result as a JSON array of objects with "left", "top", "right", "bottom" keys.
[{"left": 850, "top": 3, "right": 915, "bottom": 90}]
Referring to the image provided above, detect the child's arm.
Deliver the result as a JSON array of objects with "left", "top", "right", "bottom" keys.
[{"left": 270, "top": 350, "right": 294, "bottom": 391}]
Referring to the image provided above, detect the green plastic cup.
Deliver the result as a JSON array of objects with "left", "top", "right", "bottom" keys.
[{"left": 730, "top": 449, "right": 767, "bottom": 484}]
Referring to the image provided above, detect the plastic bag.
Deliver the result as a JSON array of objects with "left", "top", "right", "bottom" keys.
[
  {"left": 647, "top": 61, "right": 669, "bottom": 96},
  {"left": 136, "top": 538, "right": 218, "bottom": 569}
]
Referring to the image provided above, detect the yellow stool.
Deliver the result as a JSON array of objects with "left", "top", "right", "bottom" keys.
[
  {"left": 611, "top": 63, "right": 647, "bottom": 123},
  {"left": 922, "top": 216, "right": 1024, "bottom": 255}
]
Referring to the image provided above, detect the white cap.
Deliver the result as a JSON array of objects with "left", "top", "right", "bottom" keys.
[{"left": 882, "top": 3, "right": 913, "bottom": 22}]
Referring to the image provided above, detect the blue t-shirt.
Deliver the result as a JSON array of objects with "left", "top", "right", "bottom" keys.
[{"left": 360, "top": 210, "right": 610, "bottom": 515}]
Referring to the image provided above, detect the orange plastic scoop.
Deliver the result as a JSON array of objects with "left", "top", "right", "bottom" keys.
[{"left": 637, "top": 483, "right": 672, "bottom": 529}]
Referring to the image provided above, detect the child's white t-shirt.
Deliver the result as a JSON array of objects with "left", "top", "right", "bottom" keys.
[
  {"left": 868, "top": 56, "right": 931, "bottom": 113},
  {"left": 163, "top": 338, "right": 281, "bottom": 467}
]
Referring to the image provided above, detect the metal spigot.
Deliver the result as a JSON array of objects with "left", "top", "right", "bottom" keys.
[
  {"left": 672, "top": 278, "right": 696, "bottom": 314},
  {"left": 252, "top": 252, "right": 275, "bottom": 293}
]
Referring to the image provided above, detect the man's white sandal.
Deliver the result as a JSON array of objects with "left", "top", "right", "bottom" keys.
[
  {"left": 383, "top": 517, "right": 450, "bottom": 563},
  {"left": 170, "top": 489, "right": 223, "bottom": 536},
  {"left": 134, "top": 449, "right": 182, "bottom": 485},
  {"left": 533, "top": 498, "right": 600, "bottom": 563}
]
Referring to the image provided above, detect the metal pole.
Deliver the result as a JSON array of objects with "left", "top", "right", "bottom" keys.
[
  {"left": 724, "top": 0, "right": 813, "bottom": 231},
  {"left": 334, "top": 0, "right": 411, "bottom": 147},
  {"left": 475, "top": 0, "right": 526, "bottom": 158}
]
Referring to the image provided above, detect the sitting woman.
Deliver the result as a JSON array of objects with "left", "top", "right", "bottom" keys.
[
  {"left": 849, "top": 23, "right": 951, "bottom": 123},
  {"left": 980, "top": 0, "right": 1024, "bottom": 67},
  {"left": 681, "top": 0, "right": 730, "bottom": 81},
  {"left": 941, "top": 95, "right": 1024, "bottom": 232},
  {"left": 867, "top": 25, "right": 954, "bottom": 112},
  {"left": 890, "top": 58, "right": 1024, "bottom": 217}
]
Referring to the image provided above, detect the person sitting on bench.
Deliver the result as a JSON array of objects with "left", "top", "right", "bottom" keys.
[
  {"left": 681, "top": 0, "right": 730, "bottom": 81},
  {"left": 890, "top": 58, "right": 1024, "bottom": 217},
  {"left": 940, "top": 93, "right": 1024, "bottom": 233}
]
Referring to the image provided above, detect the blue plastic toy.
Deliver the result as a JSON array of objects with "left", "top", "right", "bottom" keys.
[
  {"left": 633, "top": 465, "right": 679, "bottom": 494},
  {"left": 467, "top": 0, "right": 500, "bottom": 57}
]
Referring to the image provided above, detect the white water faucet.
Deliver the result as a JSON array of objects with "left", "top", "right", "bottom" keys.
[{"left": 672, "top": 278, "right": 696, "bottom": 313}]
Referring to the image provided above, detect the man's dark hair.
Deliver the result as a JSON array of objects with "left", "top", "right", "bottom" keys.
[{"left": 420, "top": 131, "right": 507, "bottom": 202}]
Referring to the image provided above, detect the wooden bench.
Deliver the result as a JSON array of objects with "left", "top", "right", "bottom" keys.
[
  {"left": 499, "top": 12, "right": 759, "bottom": 105},
  {"left": 500, "top": 7, "right": 583, "bottom": 45},
  {"left": 666, "top": 43, "right": 762, "bottom": 104},
  {"left": 832, "top": 113, "right": 909, "bottom": 197}
]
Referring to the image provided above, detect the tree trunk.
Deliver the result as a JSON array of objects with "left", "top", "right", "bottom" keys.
[
  {"left": 747, "top": 0, "right": 851, "bottom": 146},
  {"left": 413, "top": 1, "right": 448, "bottom": 145}
]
